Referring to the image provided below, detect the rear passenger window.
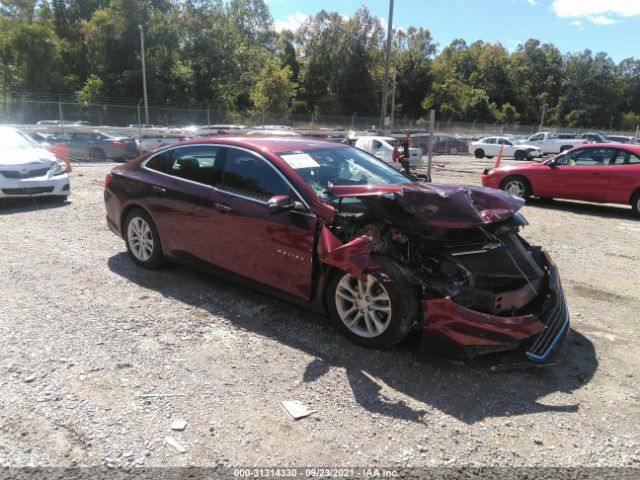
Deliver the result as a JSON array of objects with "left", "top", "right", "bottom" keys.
[
  {"left": 169, "top": 146, "right": 219, "bottom": 185},
  {"left": 612, "top": 150, "right": 640, "bottom": 165},
  {"left": 221, "top": 148, "right": 289, "bottom": 201},
  {"left": 146, "top": 151, "right": 171, "bottom": 173}
]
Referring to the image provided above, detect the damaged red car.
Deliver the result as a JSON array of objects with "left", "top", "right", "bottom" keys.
[{"left": 104, "top": 138, "right": 569, "bottom": 362}]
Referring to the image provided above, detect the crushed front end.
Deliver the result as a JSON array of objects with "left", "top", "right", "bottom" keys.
[{"left": 326, "top": 183, "right": 570, "bottom": 363}]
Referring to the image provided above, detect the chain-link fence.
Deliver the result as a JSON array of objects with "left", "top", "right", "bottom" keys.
[{"left": 1, "top": 99, "right": 638, "bottom": 138}]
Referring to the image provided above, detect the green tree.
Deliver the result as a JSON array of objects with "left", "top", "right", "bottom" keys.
[
  {"left": 250, "top": 59, "right": 295, "bottom": 114},
  {"left": 76, "top": 73, "right": 103, "bottom": 105}
]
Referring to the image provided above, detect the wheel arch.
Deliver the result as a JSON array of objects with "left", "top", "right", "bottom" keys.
[
  {"left": 120, "top": 203, "right": 153, "bottom": 239},
  {"left": 629, "top": 187, "right": 640, "bottom": 205},
  {"left": 499, "top": 174, "right": 533, "bottom": 196}
]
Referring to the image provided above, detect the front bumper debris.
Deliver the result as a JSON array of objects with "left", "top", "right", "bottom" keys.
[{"left": 422, "top": 252, "right": 569, "bottom": 363}]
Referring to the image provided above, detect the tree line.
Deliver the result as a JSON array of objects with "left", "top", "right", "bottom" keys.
[{"left": 1, "top": 0, "right": 639, "bottom": 129}]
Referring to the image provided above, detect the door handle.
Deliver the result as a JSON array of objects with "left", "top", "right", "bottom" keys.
[
  {"left": 213, "top": 202, "right": 232, "bottom": 213},
  {"left": 151, "top": 185, "right": 166, "bottom": 193}
]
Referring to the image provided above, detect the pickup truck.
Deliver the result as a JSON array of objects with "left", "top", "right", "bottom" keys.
[
  {"left": 354, "top": 136, "right": 423, "bottom": 168},
  {"left": 526, "top": 132, "right": 586, "bottom": 154}
]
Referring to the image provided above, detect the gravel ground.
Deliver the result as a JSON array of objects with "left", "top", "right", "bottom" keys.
[{"left": 0, "top": 155, "right": 638, "bottom": 469}]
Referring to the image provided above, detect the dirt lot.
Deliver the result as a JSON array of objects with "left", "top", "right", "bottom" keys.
[{"left": 0, "top": 155, "right": 638, "bottom": 469}]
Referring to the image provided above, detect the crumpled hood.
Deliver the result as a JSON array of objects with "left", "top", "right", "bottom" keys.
[{"left": 329, "top": 182, "right": 524, "bottom": 229}]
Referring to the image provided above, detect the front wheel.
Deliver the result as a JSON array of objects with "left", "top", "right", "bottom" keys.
[
  {"left": 500, "top": 176, "right": 531, "bottom": 199},
  {"left": 89, "top": 147, "right": 106, "bottom": 161},
  {"left": 514, "top": 150, "right": 525, "bottom": 161},
  {"left": 124, "top": 209, "right": 165, "bottom": 268},
  {"left": 326, "top": 263, "right": 419, "bottom": 348}
]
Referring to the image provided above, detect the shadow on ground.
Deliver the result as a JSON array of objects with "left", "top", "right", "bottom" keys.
[
  {"left": 0, "top": 196, "right": 69, "bottom": 215},
  {"left": 108, "top": 252, "right": 598, "bottom": 425},
  {"left": 527, "top": 197, "right": 636, "bottom": 220}
]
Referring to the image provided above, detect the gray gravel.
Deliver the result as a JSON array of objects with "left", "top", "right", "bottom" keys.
[{"left": 0, "top": 156, "right": 638, "bottom": 468}]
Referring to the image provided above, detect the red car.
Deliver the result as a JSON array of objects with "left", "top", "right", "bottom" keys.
[
  {"left": 104, "top": 137, "right": 569, "bottom": 362},
  {"left": 481, "top": 143, "right": 640, "bottom": 217}
]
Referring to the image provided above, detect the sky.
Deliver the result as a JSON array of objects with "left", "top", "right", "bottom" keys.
[{"left": 267, "top": 0, "right": 640, "bottom": 62}]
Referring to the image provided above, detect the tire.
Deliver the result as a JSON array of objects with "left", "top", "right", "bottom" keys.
[
  {"left": 326, "top": 258, "right": 419, "bottom": 349},
  {"left": 124, "top": 208, "right": 165, "bottom": 269},
  {"left": 514, "top": 150, "right": 525, "bottom": 161},
  {"left": 474, "top": 149, "right": 485, "bottom": 159},
  {"left": 89, "top": 147, "right": 106, "bottom": 161},
  {"left": 486, "top": 156, "right": 494, "bottom": 159},
  {"left": 449, "top": 146, "right": 458, "bottom": 155},
  {"left": 631, "top": 191, "right": 640, "bottom": 218},
  {"left": 500, "top": 175, "right": 531, "bottom": 199}
]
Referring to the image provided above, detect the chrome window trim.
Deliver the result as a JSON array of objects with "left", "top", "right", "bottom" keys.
[{"left": 141, "top": 143, "right": 310, "bottom": 210}]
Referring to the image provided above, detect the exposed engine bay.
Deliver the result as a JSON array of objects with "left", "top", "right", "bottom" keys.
[{"left": 326, "top": 183, "right": 549, "bottom": 319}]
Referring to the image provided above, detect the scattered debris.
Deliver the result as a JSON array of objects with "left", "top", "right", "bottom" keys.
[
  {"left": 534, "top": 438, "right": 544, "bottom": 446},
  {"left": 280, "top": 400, "right": 315, "bottom": 420},
  {"left": 164, "top": 436, "right": 186, "bottom": 453},
  {"left": 24, "top": 374, "right": 37, "bottom": 383},
  {"left": 171, "top": 419, "right": 188, "bottom": 431}
]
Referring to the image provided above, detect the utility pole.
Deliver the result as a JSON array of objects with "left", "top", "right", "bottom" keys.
[
  {"left": 609, "top": 116, "right": 614, "bottom": 131},
  {"left": 427, "top": 109, "right": 435, "bottom": 182},
  {"left": 379, "top": 0, "right": 394, "bottom": 130},
  {"left": 137, "top": 99, "right": 142, "bottom": 125},
  {"left": 138, "top": 25, "right": 149, "bottom": 125},
  {"left": 539, "top": 103, "right": 547, "bottom": 131},
  {"left": 390, "top": 72, "right": 397, "bottom": 130},
  {"left": 351, "top": 112, "right": 358, "bottom": 130}
]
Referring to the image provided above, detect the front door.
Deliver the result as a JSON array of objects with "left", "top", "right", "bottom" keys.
[
  {"left": 536, "top": 147, "right": 615, "bottom": 201},
  {"left": 209, "top": 147, "right": 317, "bottom": 300}
]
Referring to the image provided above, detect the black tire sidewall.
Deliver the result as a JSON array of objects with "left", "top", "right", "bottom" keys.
[
  {"left": 326, "top": 260, "right": 419, "bottom": 349},
  {"left": 90, "top": 148, "right": 106, "bottom": 161},
  {"left": 124, "top": 209, "right": 165, "bottom": 269},
  {"left": 631, "top": 192, "right": 640, "bottom": 218},
  {"left": 475, "top": 149, "right": 484, "bottom": 158}
]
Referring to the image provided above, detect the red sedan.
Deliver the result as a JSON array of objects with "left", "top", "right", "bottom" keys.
[
  {"left": 104, "top": 137, "right": 569, "bottom": 362},
  {"left": 481, "top": 143, "right": 640, "bottom": 216}
]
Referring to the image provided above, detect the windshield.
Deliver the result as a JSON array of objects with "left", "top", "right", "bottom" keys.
[
  {"left": 0, "top": 129, "right": 38, "bottom": 150},
  {"left": 278, "top": 146, "right": 410, "bottom": 202}
]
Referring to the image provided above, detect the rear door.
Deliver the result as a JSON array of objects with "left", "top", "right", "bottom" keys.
[
  {"left": 607, "top": 149, "right": 640, "bottom": 204},
  {"left": 209, "top": 146, "right": 317, "bottom": 299},
  {"left": 536, "top": 147, "right": 615, "bottom": 201},
  {"left": 142, "top": 144, "right": 222, "bottom": 262}
]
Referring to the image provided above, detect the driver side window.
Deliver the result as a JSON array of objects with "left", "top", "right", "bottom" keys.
[
  {"left": 557, "top": 148, "right": 616, "bottom": 166},
  {"left": 372, "top": 140, "right": 382, "bottom": 149},
  {"left": 221, "top": 148, "right": 290, "bottom": 201}
]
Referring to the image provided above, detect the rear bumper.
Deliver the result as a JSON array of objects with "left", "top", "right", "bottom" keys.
[
  {"left": 421, "top": 252, "right": 569, "bottom": 363},
  {"left": 0, "top": 175, "right": 70, "bottom": 198}
]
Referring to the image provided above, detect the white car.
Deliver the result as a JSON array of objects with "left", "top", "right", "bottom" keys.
[
  {"left": 471, "top": 136, "right": 543, "bottom": 160},
  {"left": 354, "top": 136, "right": 423, "bottom": 168},
  {"left": 0, "top": 127, "right": 70, "bottom": 199}
]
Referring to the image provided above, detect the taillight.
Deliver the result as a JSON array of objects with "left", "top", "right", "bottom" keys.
[
  {"left": 110, "top": 140, "right": 126, "bottom": 146},
  {"left": 105, "top": 172, "right": 113, "bottom": 187}
]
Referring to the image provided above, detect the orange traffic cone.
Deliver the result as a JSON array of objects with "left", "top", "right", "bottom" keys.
[
  {"left": 48, "top": 143, "right": 71, "bottom": 173},
  {"left": 494, "top": 145, "right": 504, "bottom": 170}
]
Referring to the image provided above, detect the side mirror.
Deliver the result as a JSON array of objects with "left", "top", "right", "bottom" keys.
[{"left": 267, "top": 195, "right": 303, "bottom": 215}]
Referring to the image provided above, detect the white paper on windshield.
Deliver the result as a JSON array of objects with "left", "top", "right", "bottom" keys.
[{"left": 281, "top": 153, "right": 320, "bottom": 169}]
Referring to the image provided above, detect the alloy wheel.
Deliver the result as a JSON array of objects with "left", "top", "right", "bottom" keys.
[
  {"left": 127, "top": 217, "right": 154, "bottom": 261},
  {"left": 335, "top": 274, "right": 392, "bottom": 338},
  {"left": 504, "top": 179, "right": 526, "bottom": 197}
]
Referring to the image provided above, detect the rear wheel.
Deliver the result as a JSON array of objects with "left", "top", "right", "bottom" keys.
[
  {"left": 500, "top": 176, "right": 531, "bottom": 199},
  {"left": 631, "top": 191, "right": 640, "bottom": 218},
  {"left": 474, "top": 149, "right": 485, "bottom": 159},
  {"left": 326, "top": 260, "right": 419, "bottom": 348},
  {"left": 449, "top": 146, "right": 458, "bottom": 155},
  {"left": 89, "top": 147, "right": 106, "bottom": 161},
  {"left": 124, "top": 209, "right": 165, "bottom": 268},
  {"left": 514, "top": 150, "right": 526, "bottom": 161}
]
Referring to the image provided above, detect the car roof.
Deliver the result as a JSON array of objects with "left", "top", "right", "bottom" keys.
[
  {"left": 174, "top": 136, "right": 349, "bottom": 154},
  {"left": 569, "top": 143, "right": 640, "bottom": 153}
]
